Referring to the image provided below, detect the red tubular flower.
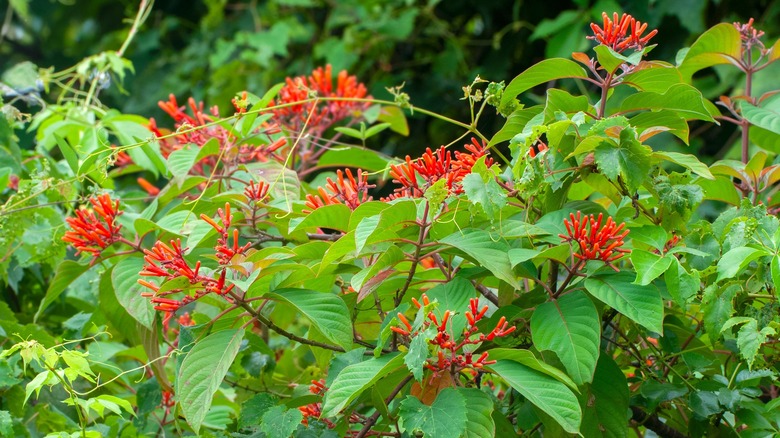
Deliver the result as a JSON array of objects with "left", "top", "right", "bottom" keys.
[
  {"left": 385, "top": 139, "right": 494, "bottom": 201},
  {"left": 201, "top": 203, "right": 251, "bottom": 265},
  {"left": 271, "top": 65, "right": 370, "bottom": 135},
  {"left": 588, "top": 12, "right": 657, "bottom": 53},
  {"left": 304, "top": 168, "right": 375, "bottom": 212},
  {"left": 244, "top": 180, "right": 270, "bottom": 203},
  {"left": 150, "top": 94, "right": 283, "bottom": 174},
  {"left": 559, "top": 211, "right": 631, "bottom": 271},
  {"left": 137, "top": 177, "right": 160, "bottom": 196},
  {"left": 62, "top": 194, "right": 124, "bottom": 256}
]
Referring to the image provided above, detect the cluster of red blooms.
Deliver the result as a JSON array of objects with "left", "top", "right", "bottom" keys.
[
  {"left": 734, "top": 18, "right": 766, "bottom": 52},
  {"left": 147, "top": 94, "right": 286, "bottom": 174},
  {"left": 138, "top": 203, "right": 250, "bottom": 325},
  {"left": 200, "top": 203, "right": 252, "bottom": 265},
  {"left": 588, "top": 12, "right": 658, "bottom": 53},
  {"left": 244, "top": 180, "right": 271, "bottom": 203},
  {"left": 62, "top": 194, "right": 124, "bottom": 256},
  {"left": 304, "top": 168, "right": 375, "bottom": 212},
  {"left": 271, "top": 64, "right": 370, "bottom": 135},
  {"left": 392, "top": 295, "right": 516, "bottom": 377},
  {"left": 559, "top": 211, "right": 630, "bottom": 271},
  {"left": 298, "top": 379, "right": 362, "bottom": 430},
  {"left": 386, "top": 138, "right": 494, "bottom": 200}
]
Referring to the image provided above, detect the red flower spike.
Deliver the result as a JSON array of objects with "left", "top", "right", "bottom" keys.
[
  {"left": 560, "top": 211, "right": 630, "bottom": 270},
  {"left": 588, "top": 12, "right": 657, "bottom": 53},
  {"left": 397, "top": 313, "right": 412, "bottom": 332},
  {"left": 305, "top": 168, "right": 375, "bottom": 212},
  {"left": 62, "top": 194, "right": 124, "bottom": 256},
  {"left": 384, "top": 139, "right": 494, "bottom": 201},
  {"left": 271, "top": 65, "right": 370, "bottom": 135}
]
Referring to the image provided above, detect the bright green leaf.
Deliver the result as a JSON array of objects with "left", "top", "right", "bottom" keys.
[
  {"left": 531, "top": 291, "right": 600, "bottom": 385},
  {"left": 399, "top": 388, "right": 467, "bottom": 438},
  {"left": 489, "top": 360, "right": 581, "bottom": 433},
  {"left": 177, "top": 329, "right": 245, "bottom": 434},
  {"left": 267, "top": 289, "right": 353, "bottom": 350},
  {"left": 584, "top": 272, "right": 664, "bottom": 333}
]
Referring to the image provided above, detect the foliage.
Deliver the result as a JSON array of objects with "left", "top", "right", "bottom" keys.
[{"left": 2, "top": 2, "right": 780, "bottom": 437}]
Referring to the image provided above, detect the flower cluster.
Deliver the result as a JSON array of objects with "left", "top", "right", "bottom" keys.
[
  {"left": 588, "top": 12, "right": 657, "bottom": 53},
  {"left": 62, "top": 194, "right": 124, "bottom": 256},
  {"left": 305, "top": 168, "right": 375, "bottom": 212},
  {"left": 244, "top": 180, "right": 270, "bottom": 203},
  {"left": 298, "top": 379, "right": 362, "bottom": 430},
  {"left": 200, "top": 203, "right": 252, "bottom": 265},
  {"left": 149, "top": 94, "right": 285, "bottom": 175},
  {"left": 386, "top": 138, "right": 493, "bottom": 200},
  {"left": 138, "top": 203, "right": 248, "bottom": 325},
  {"left": 392, "top": 295, "right": 516, "bottom": 377},
  {"left": 734, "top": 18, "right": 766, "bottom": 52},
  {"left": 271, "top": 64, "right": 370, "bottom": 135},
  {"left": 559, "top": 211, "right": 630, "bottom": 271}
]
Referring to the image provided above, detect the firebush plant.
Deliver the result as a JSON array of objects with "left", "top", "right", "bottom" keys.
[{"left": 2, "top": 6, "right": 780, "bottom": 438}]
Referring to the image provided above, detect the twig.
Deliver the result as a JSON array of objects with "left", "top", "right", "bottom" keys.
[{"left": 355, "top": 375, "right": 413, "bottom": 438}]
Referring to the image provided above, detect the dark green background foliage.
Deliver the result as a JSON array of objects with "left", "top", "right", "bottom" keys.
[{"left": 4, "top": 0, "right": 778, "bottom": 157}]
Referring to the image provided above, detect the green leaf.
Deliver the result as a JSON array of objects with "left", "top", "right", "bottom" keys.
[
  {"left": 378, "top": 105, "right": 409, "bottom": 136},
  {"left": 318, "top": 147, "right": 392, "bottom": 172},
  {"left": 630, "top": 250, "right": 673, "bottom": 285},
  {"left": 462, "top": 173, "right": 507, "bottom": 218},
  {"left": 653, "top": 151, "right": 714, "bottom": 180},
  {"left": 593, "top": 45, "right": 627, "bottom": 74},
  {"left": 489, "top": 360, "right": 581, "bottom": 433},
  {"left": 716, "top": 247, "right": 768, "bottom": 282},
  {"left": 405, "top": 329, "right": 430, "bottom": 382},
  {"left": 619, "top": 84, "right": 715, "bottom": 121},
  {"left": 167, "top": 144, "right": 201, "bottom": 179},
  {"left": 0, "top": 410, "right": 12, "bottom": 437},
  {"left": 531, "top": 291, "right": 600, "bottom": 385},
  {"left": 544, "top": 88, "right": 591, "bottom": 122},
  {"left": 501, "top": 59, "right": 588, "bottom": 109},
  {"left": 665, "top": 258, "right": 699, "bottom": 308},
  {"left": 741, "top": 102, "right": 780, "bottom": 136},
  {"left": 239, "top": 393, "right": 277, "bottom": 428},
  {"left": 321, "top": 353, "right": 404, "bottom": 417},
  {"left": 53, "top": 133, "right": 79, "bottom": 174},
  {"left": 593, "top": 133, "right": 652, "bottom": 191},
  {"left": 267, "top": 289, "right": 353, "bottom": 350},
  {"left": 440, "top": 229, "right": 520, "bottom": 289},
  {"left": 459, "top": 388, "right": 495, "bottom": 437},
  {"left": 34, "top": 261, "right": 91, "bottom": 322},
  {"left": 111, "top": 257, "right": 156, "bottom": 329},
  {"left": 584, "top": 272, "right": 664, "bottom": 333},
  {"left": 628, "top": 225, "right": 668, "bottom": 251},
  {"left": 399, "top": 388, "right": 467, "bottom": 438},
  {"left": 701, "top": 284, "right": 737, "bottom": 337},
  {"left": 260, "top": 406, "right": 303, "bottom": 438},
  {"left": 631, "top": 110, "right": 690, "bottom": 144},
  {"left": 737, "top": 320, "right": 775, "bottom": 369},
  {"left": 622, "top": 64, "right": 683, "bottom": 93},
  {"left": 679, "top": 23, "right": 742, "bottom": 80},
  {"left": 489, "top": 107, "right": 543, "bottom": 147},
  {"left": 177, "top": 328, "right": 244, "bottom": 434},
  {"left": 487, "top": 348, "right": 578, "bottom": 390},
  {"left": 580, "top": 355, "right": 629, "bottom": 438},
  {"left": 289, "top": 204, "right": 351, "bottom": 233}
]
